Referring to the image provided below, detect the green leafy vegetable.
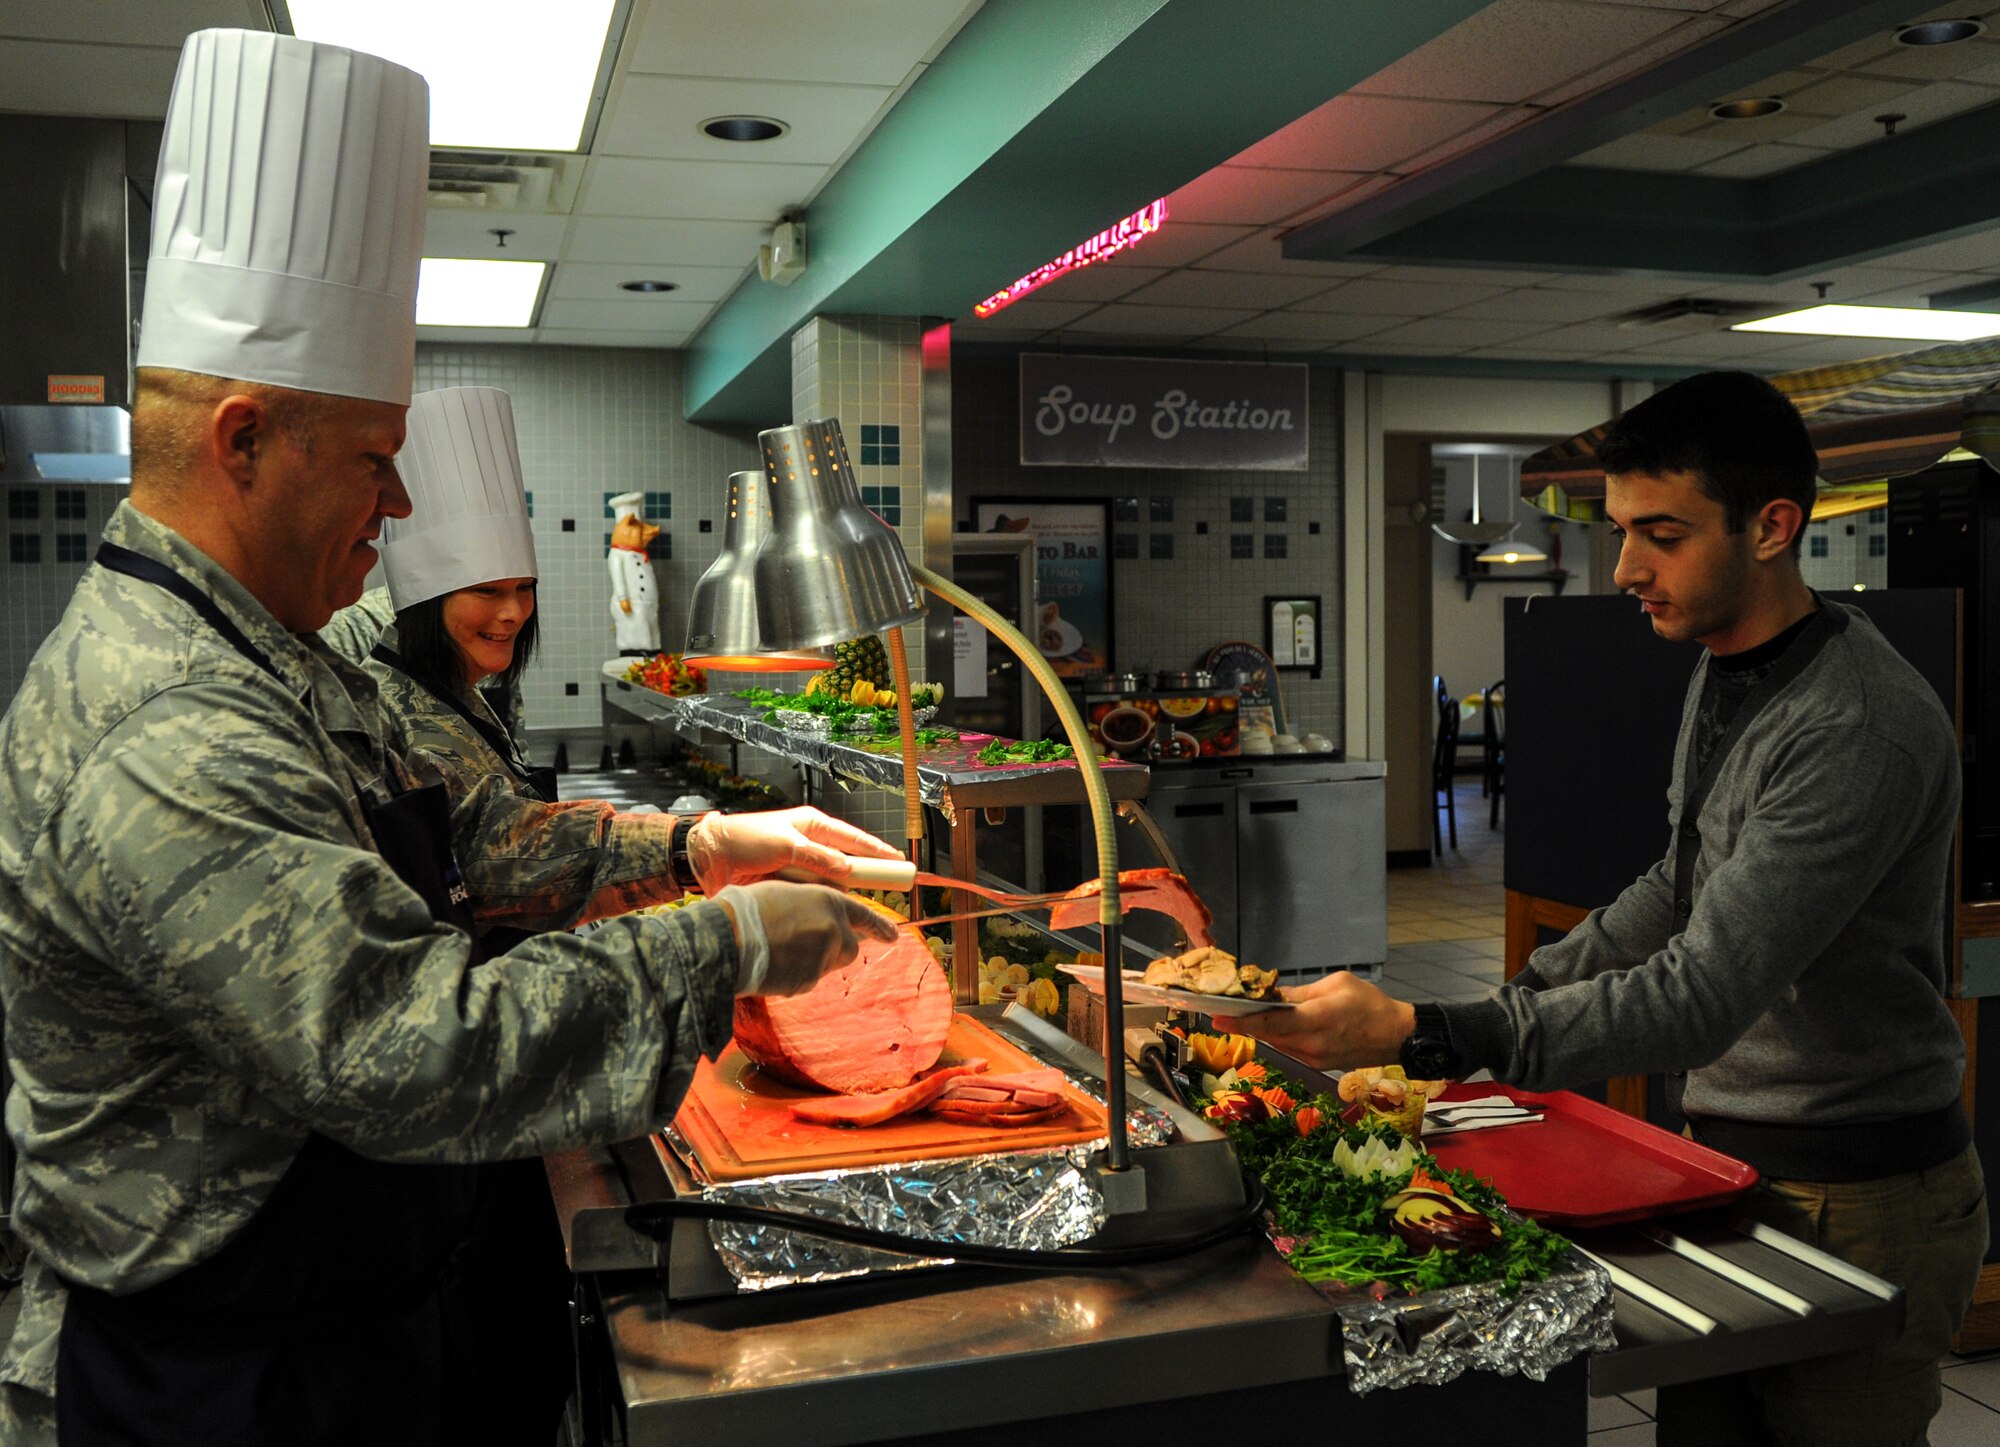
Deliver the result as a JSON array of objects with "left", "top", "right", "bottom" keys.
[{"left": 974, "top": 738, "right": 1075, "bottom": 766}]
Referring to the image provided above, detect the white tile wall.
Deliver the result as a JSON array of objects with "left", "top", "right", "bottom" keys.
[
  {"left": 2, "top": 483, "right": 128, "bottom": 714},
  {"left": 788, "top": 314, "right": 934, "bottom": 846},
  {"left": 1800, "top": 508, "right": 1890, "bottom": 593}
]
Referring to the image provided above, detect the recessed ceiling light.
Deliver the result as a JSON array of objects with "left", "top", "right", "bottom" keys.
[
  {"left": 289, "top": 0, "right": 618, "bottom": 151},
  {"left": 1709, "top": 97, "right": 1785, "bottom": 120},
  {"left": 620, "top": 280, "right": 679, "bottom": 294},
  {"left": 700, "top": 115, "right": 788, "bottom": 143},
  {"left": 1731, "top": 303, "right": 2000, "bottom": 342},
  {"left": 417, "top": 258, "right": 546, "bottom": 328},
  {"left": 1896, "top": 19, "right": 1985, "bottom": 46}
]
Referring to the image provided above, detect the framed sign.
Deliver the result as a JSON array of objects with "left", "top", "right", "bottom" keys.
[
  {"left": 1020, "top": 352, "right": 1309, "bottom": 471},
  {"left": 1266, "top": 595, "right": 1322, "bottom": 678},
  {"left": 972, "top": 498, "right": 1113, "bottom": 679}
]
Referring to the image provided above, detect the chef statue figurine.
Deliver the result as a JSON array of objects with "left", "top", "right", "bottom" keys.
[{"left": 607, "top": 491, "right": 661, "bottom": 655}]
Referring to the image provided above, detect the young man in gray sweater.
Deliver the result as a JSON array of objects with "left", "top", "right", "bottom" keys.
[{"left": 1230, "top": 371, "right": 1988, "bottom": 1446}]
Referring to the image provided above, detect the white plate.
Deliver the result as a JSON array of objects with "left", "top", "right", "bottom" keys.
[
  {"left": 1057, "top": 963, "right": 1294, "bottom": 1014},
  {"left": 1038, "top": 618, "right": 1084, "bottom": 657}
]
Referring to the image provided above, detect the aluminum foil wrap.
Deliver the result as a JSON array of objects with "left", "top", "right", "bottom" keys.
[
  {"left": 1331, "top": 1243, "right": 1614, "bottom": 1394},
  {"left": 836, "top": 704, "right": 937, "bottom": 733},
  {"left": 703, "top": 1146, "right": 1106, "bottom": 1291},
  {"left": 769, "top": 708, "right": 836, "bottom": 738}
]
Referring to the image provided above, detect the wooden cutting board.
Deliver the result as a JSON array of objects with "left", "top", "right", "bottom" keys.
[{"left": 672, "top": 1014, "right": 1109, "bottom": 1182}]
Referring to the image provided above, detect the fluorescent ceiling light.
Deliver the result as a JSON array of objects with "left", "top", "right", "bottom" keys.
[
  {"left": 417, "top": 258, "right": 546, "bottom": 327},
  {"left": 289, "top": 0, "right": 616, "bottom": 151},
  {"left": 1732, "top": 304, "right": 2000, "bottom": 341}
]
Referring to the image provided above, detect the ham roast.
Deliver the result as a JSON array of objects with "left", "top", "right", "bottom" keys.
[
  {"left": 732, "top": 915, "right": 952, "bottom": 1093},
  {"left": 787, "top": 1061, "right": 987, "bottom": 1127},
  {"left": 1047, "top": 868, "right": 1215, "bottom": 948}
]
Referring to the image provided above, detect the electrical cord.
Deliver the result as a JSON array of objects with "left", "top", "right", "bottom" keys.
[{"left": 624, "top": 1171, "right": 1268, "bottom": 1271}]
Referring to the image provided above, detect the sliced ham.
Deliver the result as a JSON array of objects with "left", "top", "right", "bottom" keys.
[
  {"left": 929, "top": 1067, "right": 1073, "bottom": 1128},
  {"left": 1047, "top": 869, "right": 1214, "bottom": 949},
  {"left": 733, "top": 915, "right": 952, "bottom": 1093},
  {"left": 787, "top": 1061, "right": 987, "bottom": 1128}
]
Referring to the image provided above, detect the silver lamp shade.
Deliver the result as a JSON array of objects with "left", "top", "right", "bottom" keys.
[
  {"left": 684, "top": 469, "right": 834, "bottom": 671},
  {"left": 754, "top": 418, "right": 924, "bottom": 649}
]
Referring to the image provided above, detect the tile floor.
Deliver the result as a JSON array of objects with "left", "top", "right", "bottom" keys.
[{"left": 1396, "top": 779, "right": 2000, "bottom": 1444}]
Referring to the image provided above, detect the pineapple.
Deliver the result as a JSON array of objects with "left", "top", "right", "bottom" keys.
[{"left": 831, "top": 635, "right": 893, "bottom": 695}]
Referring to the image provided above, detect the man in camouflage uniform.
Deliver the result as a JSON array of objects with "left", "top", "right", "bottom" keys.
[{"left": 0, "top": 30, "right": 896, "bottom": 1446}]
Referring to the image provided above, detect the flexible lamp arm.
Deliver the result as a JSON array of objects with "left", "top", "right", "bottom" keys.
[{"left": 912, "top": 563, "right": 1132, "bottom": 1171}]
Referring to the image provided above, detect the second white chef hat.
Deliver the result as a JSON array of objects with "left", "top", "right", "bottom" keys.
[
  {"left": 380, "top": 387, "right": 537, "bottom": 608},
  {"left": 137, "top": 28, "right": 430, "bottom": 405}
]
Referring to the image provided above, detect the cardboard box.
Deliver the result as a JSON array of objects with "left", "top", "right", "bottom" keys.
[{"left": 1065, "top": 984, "right": 1170, "bottom": 1054}]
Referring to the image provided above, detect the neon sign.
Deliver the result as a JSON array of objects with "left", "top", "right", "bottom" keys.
[{"left": 973, "top": 199, "right": 1169, "bottom": 317}]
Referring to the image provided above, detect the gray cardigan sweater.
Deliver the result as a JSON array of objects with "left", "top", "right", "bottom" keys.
[{"left": 1445, "top": 601, "right": 1965, "bottom": 1172}]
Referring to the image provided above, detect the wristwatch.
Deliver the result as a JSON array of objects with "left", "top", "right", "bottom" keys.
[
  {"left": 669, "top": 813, "right": 706, "bottom": 892},
  {"left": 1399, "top": 1003, "right": 1459, "bottom": 1080}
]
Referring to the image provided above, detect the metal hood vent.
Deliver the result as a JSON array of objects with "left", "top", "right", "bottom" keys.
[
  {"left": 1615, "top": 297, "right": 1775, "bottom": 331},
  {"left": 428, "top": 152, "right": 585, "bottom": 212},
  {"left": 0, "top": 407, "right": 131, "bottom": 485},
  {"left": 0, "top": 116, "right": 154, "bottom": 418}
]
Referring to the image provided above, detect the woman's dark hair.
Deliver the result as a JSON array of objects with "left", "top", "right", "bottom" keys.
[
  {"left": 395, "top": 587, "right": 539, "bottom": 701},
  {"left": 1596, "top": 371, "right": 1819, "bottom": 552}
]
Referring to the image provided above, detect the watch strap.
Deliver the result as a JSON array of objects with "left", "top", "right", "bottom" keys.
[{"left": 670, "top": 813, "right": 704, "bottom": 891}]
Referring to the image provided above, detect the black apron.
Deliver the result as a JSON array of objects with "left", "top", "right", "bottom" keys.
[
  {"left": 367, "top": 645, "right": 575, "bottom": 1444},
  {"left": 57, "top": 547, "right": 491, "bottom": 1447}
]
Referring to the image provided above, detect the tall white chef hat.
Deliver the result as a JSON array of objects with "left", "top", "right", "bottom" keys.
[
  {"left": 137, "top": 29, "right": 430, "bottom": 405},
  {"left": 380, "top": 387, "right": 537, "bottom": 608},
  {"left": 609, "top": 492, "right": 644, "bottom": 518}
]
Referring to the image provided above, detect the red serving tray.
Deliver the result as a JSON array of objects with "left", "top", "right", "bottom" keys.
[{"left": 1424, "top": 1085, "right": 1759, "bottom": 1228}]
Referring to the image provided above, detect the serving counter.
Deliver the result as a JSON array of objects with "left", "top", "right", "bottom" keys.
[{"left": 551, "top": 1067, "right": 1903, "bottom": 1446}]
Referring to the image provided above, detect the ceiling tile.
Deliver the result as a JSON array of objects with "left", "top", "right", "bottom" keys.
[
  {"left": 950, "top": 327, "right": 1046, "bottom": 345},
  {"left": 416, "top": 327, "right": 540, "bottom": 345},
  {"left": 575, "top": 156, "right": 824, "bottom": 220},
  {"left": 1091, "top": 222, "right": 1255, "bottom": 269},
  {"left": 1517, "top": 320, "right": 1662, "bottom": 353},
  {"left": 1164, "top": 165, "right": 1374, "bottom": 226},
  {"left": 1197, "top": 334, "right": 1323, "bottom": 353},
  {"left": 1229, "top": 94, "right": 1505, "bottom": 173},
  {"left": 1440, "top": 288, "right": 1635, "bottom": 324},
  {"left": 1198, "top": 231, "right": 1381, "bottom": 276},
  {"left": 1570, "top": 132, "right": 1751, "bottom": 171},
  {"left": 1680, "top": 108, "right": 1828, "bottom": 142},
  {"left": 1533, "top": 16, "right": 1732, "bottom": 108},
  {"left": 624, "top": 0, "right": 976, "bottom": 86},
  {"left": 1782, "top": 72, "right": 1919, "bottom": 117},
  {"left": 1840, "top": 37, "right": 2000, "bottom": 83},
  {"left": 538, "top": 298, "right": 717, "bottom": 331},
  {"left": 564, "top": 217, "right": 772, "bottom": 266},
  {"left": 1692, "top": 142, "right": 1833, "bottom": 177},
  {"left": 549, "top": 262, "right": 747, "bottom": 303},
  {"left": 1336, "top": 339, "right": 1461, "bottom": 357},
  {"left": 1018, "top": 265, "right": 1168, "bottom": 303},
  {"left": 536, "top": 331, "right": 691, "bottom": 350},
  {"left": 1786, "top": 80, "right": 2000, "bottom": 149},
  {"left": 1536, "top": 270, "right": 1739, "bottom": 296},
  {"left": 0, "top": 40, "right": 178, "bottom": 118},
  {"left": 1353, "top": 0, "right": 1686, "bottom": 106},
  {"left": 1391, "top": 105, "right": 1545, "bottom": 174},
  {"left": 2, "top": 1, "right": 267, "bottom": 47},
  {"left": 1062, "top": 304, "right": 1258, "bottom": 336},
  {"left": 1298, "top": 278, "right": 1505, "bottom": 315},
  {"left": 1356, "top": 317, "right": 1556, "bottom": 348},
  {"left": 956, "top": 298, "right": 1099, "bottom": 330},
  {"left": 596, "top": 76, "right": 895, "bottom": 164},
  {"left": 1120, "top": 270, "right": 1339, "bottom": 309},
  {"left": 1212, "top": 312, "right": 1407, "bottom": 343},
  {"left": 424, "top": 212, "right": 572, "bottom": 262},
  {"left": 1654, "top": 105, "right": 1725, "bottom": 136}
]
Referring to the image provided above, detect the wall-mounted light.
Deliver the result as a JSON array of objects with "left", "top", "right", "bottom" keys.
[{"left": 758, "top": 221, "right": 807, "bottom": 286}]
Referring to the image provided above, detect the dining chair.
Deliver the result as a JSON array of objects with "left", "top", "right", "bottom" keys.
[
  {"left": 1432, "top": 675, "right": 1459, "bottom": 854},
  {"left": 1483, "top": 679, "right": 1506, "bottom": 829}
]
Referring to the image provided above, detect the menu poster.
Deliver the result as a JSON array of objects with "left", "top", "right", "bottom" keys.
[{"left": 972, "top": 499, "right": 1113, "bottom": 679}]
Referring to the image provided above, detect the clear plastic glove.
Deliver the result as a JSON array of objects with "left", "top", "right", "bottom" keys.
[
  {"left": 686, "top": 806, "right": 903, "bottom": 894},
  {"left": 717, "top": 881, "right": 901, "bottom": 997}
]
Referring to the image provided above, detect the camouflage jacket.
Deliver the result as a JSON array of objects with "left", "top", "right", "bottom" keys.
[
  {"left": 0, "top": 503, "right": 736, "bottom": 1404},
  {"left": 365, "top": 623, "right": 683, "bottom": 931},
  {"left": 316, "top": 583, "right": 396, "bottom": 667}
]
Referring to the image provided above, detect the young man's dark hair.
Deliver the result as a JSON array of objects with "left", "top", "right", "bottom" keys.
[
  {"left": 395, "top": 595, "right": 540, "bottom": 699},
  {"left": 1596, "top": 371, "right": 1820, "bottom": 548}
]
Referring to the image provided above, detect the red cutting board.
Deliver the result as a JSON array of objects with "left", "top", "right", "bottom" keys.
[
  {"left": 1425, "top": 1085, "right": 1759, "bottom": 1228},
  {"left": 671, "top": 1014, "right": 1108, "bottom": 1182}
]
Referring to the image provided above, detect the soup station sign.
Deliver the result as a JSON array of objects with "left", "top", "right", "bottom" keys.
[{"left": 1019, "top": 353, "right": 1308, "bottom": 471}]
